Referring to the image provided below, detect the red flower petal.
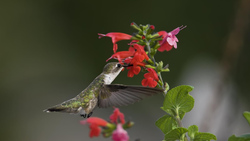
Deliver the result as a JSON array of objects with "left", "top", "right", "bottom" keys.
[
  {"left": 158, "top": 31, "right": 168, "bottom": 37},
  {"left": 98, "top": 32, "right": 132, "bottom": 53},
  {"left": 85, "top": 117, "right": 108, "bottom": 126},
  {"left": 110, "top": 107, "right": 125, "bottom": 124},
  {"left": 141, "top": 78, "right": 148, "bottom": 87},
  {"left": 141, "top": 68, "right": 159, "bottom": 88},
  {"left": 106, "top": 50, "right": 135, "bottom": 63},
  {"left": 158, "top": 41, "right": 173, "bottom": 52},
  {"left": 133, "top": 44, "right": 149, "bottom": 60},
  {"left": 127, "top": 68, "right": 135, "bottom": 77},
  {"left": 147, "top": 68, "right": 159, "bottom": 81},
  {"left": 157, "top": 31, "right": 174, "bottom": 52},
  {"left": 89, "top": 123, "right": 101, "bottom": 138},
  {"left": 141, "top": 77, "right": 158, "bottom": 88},
  {"left": 80, "top": 117, "right": 108, "bottom": 138}
]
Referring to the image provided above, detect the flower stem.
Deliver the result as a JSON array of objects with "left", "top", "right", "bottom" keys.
[
  {"left": 146, "top": 42, "right": 156, "bottom": 64},
  {"left": 176, "top": 109, "right": 189, "bottom": 141},
  {"left": 145, "top": 41, "right": 166, "bottom": 93}
]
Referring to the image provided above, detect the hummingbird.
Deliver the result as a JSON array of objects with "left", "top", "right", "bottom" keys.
[{"left": 44, "top": 62, "right": 163, "bottom": 118}]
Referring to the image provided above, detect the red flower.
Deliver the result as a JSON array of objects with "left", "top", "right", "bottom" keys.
[
  {"left": 133, "top": 44, "right": 149, "bottom": 61},
  {"left": 126, "top": 60, "right": 145, "bottom": 77},
  {"left": 157, "top": 31, "right": 172, "bottom": 52},
  {"left": 80, "top": 117, "right": 108, "bottom": 138},
  {"left": 110, "top": 107, "right": 125, "bottom": 124},
  {"left": 127, "top": 65, "right": 141, "bottom": 77},
  {"left": 106, "top": 47, "right": 135, "bottom": 63},
  {"left": 112, "top": 124, "right": 129, "bottom": 141},
  {"left": 141, "top": 68, "right": 159, "bottom": 87},
  {"left": 123, "top": 45, "right": 148, "bottom": 77},
  {"left": 98, "top": 32, "right": 132, "bottom": 53},
  {"left": 157, "top": 26, "right": 186, "bottom": 52},
  {"left": 106, "top": 44, "right": 149, "bottom": 77}
]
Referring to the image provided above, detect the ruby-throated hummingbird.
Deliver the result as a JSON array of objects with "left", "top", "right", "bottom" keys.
[{"left": 44, "top": 62, "right": 163, "bottom": 118}]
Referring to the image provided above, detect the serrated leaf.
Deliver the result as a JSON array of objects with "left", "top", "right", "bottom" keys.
[
  {"left": 243, "top": 112, "right": 250, "bottom": 126},
  {"left": 228, "top": 135, "right": 250, "bottom": 141},
  {"left": 155, "top": 115, "right": 177, "bottom": 134},
  {"left": 194, "top": 132, "right": 217, "bottom": 141},
  {"left": 164, "top": 127, "right": 188, "bottom": 141},
  {"left": 188, "top": 125, "right": 199, "bottom": 139},
  {"left": 162, "top": 85, "right": 194, "bottom": 117}
]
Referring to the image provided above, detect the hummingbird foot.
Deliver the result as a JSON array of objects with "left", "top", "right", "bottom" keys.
[
  {"left": 87, "top": 112, "right": 93, "bottom": 118},
  {"left": 80, "top": 112, "right": 93, "bottom": 118},
  {"left": 80, "top": 114, "right": 87, "bottom": 118}
]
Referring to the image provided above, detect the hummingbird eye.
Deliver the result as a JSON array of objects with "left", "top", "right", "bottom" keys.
[{"left": 117, "top": 63, "right": 122, "bottom": 68}]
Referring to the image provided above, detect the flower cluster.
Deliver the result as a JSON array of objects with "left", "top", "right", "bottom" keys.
[
  {"left": 80, "top": 107, "right": 133, "bottom": 141},
  {"left": 99, "top": 22, "right": 185, "bottom": 88}
]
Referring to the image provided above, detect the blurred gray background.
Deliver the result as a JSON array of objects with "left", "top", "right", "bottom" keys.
[{"left": 1, "top": 0, "right": 250, "bottom": 141}]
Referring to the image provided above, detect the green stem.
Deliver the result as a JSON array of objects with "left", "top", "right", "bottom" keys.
[
  {"left": 176, "top": 109, "right": 189, "bottom": 141},
  {"left": 146, "top": 42, "right": 156, "bottom": 64},
  {"left": 145, "top": 41, "right": 166, "bottom": 93}
]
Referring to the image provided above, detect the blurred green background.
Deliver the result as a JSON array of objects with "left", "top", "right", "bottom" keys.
[{"left": 1, "top": 0, "right": 250, "bottom": 141}]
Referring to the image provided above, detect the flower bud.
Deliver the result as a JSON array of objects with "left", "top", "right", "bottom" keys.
[{"left": 130, "top": 22, "right": 141, "bottom": 31}]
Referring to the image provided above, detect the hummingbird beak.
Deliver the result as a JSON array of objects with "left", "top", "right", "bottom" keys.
[{"left": 122, "top": 64, "right": 133, "bottom": 68}]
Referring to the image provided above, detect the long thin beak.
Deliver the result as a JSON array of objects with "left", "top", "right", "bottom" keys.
[{"left": 122, "top": 64, "right": 133, "bottom": 68}]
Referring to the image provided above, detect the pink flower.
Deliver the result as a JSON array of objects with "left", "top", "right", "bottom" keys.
[
  {"left": 110, "top": 107, "right": 125, "bottom": 124},
  {"left": 98, "top": 32, "right": 132, "bottom": 53},
  {"left": 112, "top": 124, "right": 129, "bottom": 141},
  {"left": 141, "top": 68, "right": 159, "bottom": 88},
  {"left": 158, "top": 25, "right": 186, "bottom": 52},
  {"left": 80, "top": 117, "right": 108, "bottom": 138}
]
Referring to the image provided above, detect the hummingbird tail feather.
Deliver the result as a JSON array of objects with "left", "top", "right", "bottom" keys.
[
  {"left": 44, "top": 106, "right": 69, "bottom": 113},
  {"left": 44, "top": 98, "right": 81, "bottom": 114}
]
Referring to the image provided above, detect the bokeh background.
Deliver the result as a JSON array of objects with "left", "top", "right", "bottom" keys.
[{"left": 1, "top": 0, "right": 250, "bottom": 141}]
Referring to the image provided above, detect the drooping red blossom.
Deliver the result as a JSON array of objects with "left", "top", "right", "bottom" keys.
[
  {"left": 127, "top": 64, "right": 142, "bottom": 77},
  {"left": 80, "top": 117, "right": 108, "bottom": 138},
  {"left": 112, "top": 124, "right": 129, "bottom": 141},
  {"left": 157, "top": 26, "right": 186, "bottom": 52},
  {"left": 133, "top": 44, "right": 149, "bottom": 61},
  {"left": 110, "top": 107, "right": 125, "bottom": 124},
  {"left": 106, "top": 44, "right": 149, "bottom": 77},
  {"left": 124, "top": 44, "right": 148, "bottom": 77},
  {"left": 98, "top": 32, "right": 132, "bottom": 53},
  {"left": 106, "top": 51, "right": 135, "bottom": 63},
  {"left": 142, "top": 68, "right": 159, "bottom": 88},
  {"left": 158, "top": 31, "right": 172, "bottom": 52},
  {"left": 126, "top": 58, "right": 146, "bottom": 77}
]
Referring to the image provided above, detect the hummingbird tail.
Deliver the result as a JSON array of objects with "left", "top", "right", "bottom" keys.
[
  {"left": 44, "top": 98, "right": 81, "bottom": 114},
  {"left": 44, "top": 106, "right": 68, "bottom": 113}
]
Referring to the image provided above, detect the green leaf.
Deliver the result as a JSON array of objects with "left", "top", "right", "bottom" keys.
[
  {"left": 162, "top": 85, "right": 194, "bottom": 118},
  {"left": 243, "top": 111, "right": 250, "bottom": 126},
  {"left": 164, "top": 127, "right": 188, "bottom": 141},
  {"left": 187, "top": 125, "right": 216, "bottom": 141},
  {"left": 188, "top": 125, "right": 199, "bottom": 139},
  {"left": 240, "top": 134, "right": 250, "bottom": 138},
  {"left": 194, "top": 132, "right": 217, "bottom": 141},
  {"left": 155, "top": 115, "right": 177, "bottom": 134},
  {"left": 228, "top": 135, "right": 250, "bottom": 141}
]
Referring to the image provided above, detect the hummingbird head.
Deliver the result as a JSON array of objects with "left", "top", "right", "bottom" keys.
[
  {"left": 102, "top": 62, "right": 124, "bottom": 84},
  {"left": 102, "top": 62, "right": 124, "bottom": 74}
]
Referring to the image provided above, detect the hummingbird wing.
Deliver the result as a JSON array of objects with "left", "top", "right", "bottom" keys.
[{"left": 98, "top": 84, "right": 164, "bottom": 108}]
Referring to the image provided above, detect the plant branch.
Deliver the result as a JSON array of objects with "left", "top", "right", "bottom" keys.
[{"left": 145, "top": 41, "right": 166, "bottom": 92}]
